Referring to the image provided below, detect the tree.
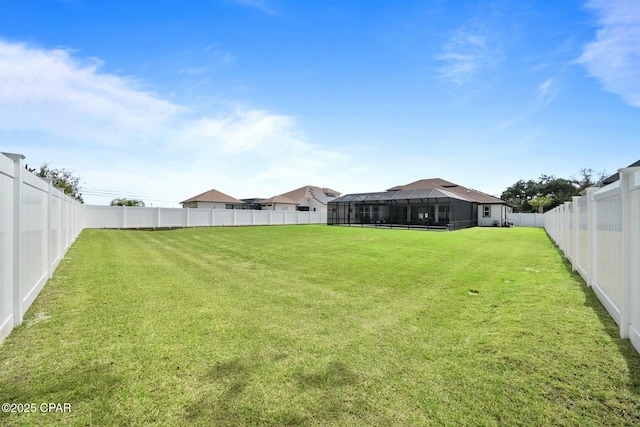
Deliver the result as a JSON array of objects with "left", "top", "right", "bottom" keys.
[
  {"left": 500, "top": 179, "right": 540, "bottom": 212},
  {"left": 529, "top": 196, "right": 552, "bottom": 213},
  {"left": 26, "top": 162, "right": 84, "bottom": 203},
  {"left": 536, "top": 175, "right": 577, "bottom": 210},
  {"left": 574, "top": 168, "right": 607, "bottom": 193},
  {"left": 501, "top": 170, "right": 606, "bottom": 213},
  {"left": 110, "top": 198, "right": 145, "bottom": 207}
]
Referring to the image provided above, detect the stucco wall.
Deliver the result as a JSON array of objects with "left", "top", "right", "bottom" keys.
[{"left": 478, "top": 204, "right": 505, "bottom": 227}]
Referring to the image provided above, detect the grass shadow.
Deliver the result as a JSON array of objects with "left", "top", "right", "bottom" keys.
[
  {"left": 0, "top": 361, "right": 122, "bottom": 426},
  {"left": 295, "top": 361, "right": 360, "bottom": 389},
  {"left": 549, "top": 242, "right": 640, "bottom": 398}
]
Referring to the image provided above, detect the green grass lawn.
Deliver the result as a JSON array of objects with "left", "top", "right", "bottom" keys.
[{"left": 1, "top": 225, "right": 639, "bottom": 426}]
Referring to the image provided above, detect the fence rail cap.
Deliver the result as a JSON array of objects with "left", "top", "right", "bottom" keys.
[{"left": 1, "top": 152, "right": 25, "bottom": 160}]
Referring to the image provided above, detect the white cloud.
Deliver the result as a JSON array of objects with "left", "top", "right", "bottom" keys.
[
  {"left": 181, "top": 110, "right": 304, "bottom": 153},
  {"left": 234, "top": 0, "right": 276, "bottom": 15},
  {"left": 579, "top": 0, "right": 640, "bottom": 107},
  {"left": 0, "top": 41, "right": 183, "bottom": 146},
  {"left": 435, "top": 27, "right": 495, "bottom": 86},
  {"left": 536, "top": 78, "right": 557, "bottom": 106},
  {"left": 0, "top": 39, "right": 349, "bottom": 206}
]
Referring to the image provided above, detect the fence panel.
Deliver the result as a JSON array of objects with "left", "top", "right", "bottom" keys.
[
  {"left": 84, "top": 205, "right": 123, "bottom": 228},
  {"left": 125, "top": 207, "right": 156, "bottom": 228},
  {"left": 159, "top": 207, "right": 186, "bottom": 227},
  {"left": 82, "top": 206, "right": 327, "bottom": 229},
  {"left": 253, "top": 210, "right": 271, "bottom": 225},
  {"left": 1, "top": 152, "right": 83, "bottom": 345},
  {"left": 566, "top": 202, "right": 574, "bottom": 263},
  {"left": 21, "top": 172, "right": 49, "bottom": 311},
  {"left": 545, "top": 167, "right": 640, "bottom": 353},
  {"left": 506, "top": 213, "right": 545, "bottom": 227},
  {"left": 0, "top": 154, "right": 15, "bottom": 343},
  {"left": 284, "top": 211, "right": 298, "bottom": 224},
  {"left": 188, "top": 209, "right": 212, "bottom": 227},
  {"left": 235, "top": 209, "right": 252, "bottom": 226},
  {"left": 593, "top": 186, "right": 623, "bottom": 324},
  {"left": 575, "top": 196, "right": 589, "bottom": 281},
  {"left": 629, "top": 170, "right": 640, "bottom": 351},
  {"left": 50, "top": 191, "right": 62, "bottom": 271},
  {"left": 214, "top": 210, "right": 234, "bottom": 226}
]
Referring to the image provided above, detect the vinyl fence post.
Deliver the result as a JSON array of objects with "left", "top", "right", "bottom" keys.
[
  {"left": 586, "top": 187, "right": 597, "bottom": 288},
  {"left": 122, "top": 205, "right": 127, "bottom": 229},
  {"left": 251, "top": 209, "right": 255, "bottom": 225},
  {"left": 58, "top": 190, "right": 64, "bottom": 261},
  {"left": 186, "top": 208, "right": 190, "bottom": 227},
  {"left": 572, "top": 196, "right": 580, "bottom": 272},
  {"left": 157, "top": 207, "right": 161, "bottom": 228},
  {"left": 45, "top": 178, "right": 54, "bottom": 279},
  {"left": 233, "top": 209, "right": 237, "bottom": 226},
  {"left": 619, "top": 168, "right": 633, "bottom": 339},
  {"left": 6, "top": 153, "right": 25, "bottom": 326}
]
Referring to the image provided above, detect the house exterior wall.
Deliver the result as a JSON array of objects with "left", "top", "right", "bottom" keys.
[
  {"left": 307, "top": 198, "right": 326, "bottom": 213},
  {"left": 478, "top": 204, "right": 506, "bottom": 226},
  {"left": 294, "top": 197, "right": 328, "bottom": 213},
  {"left": 262, "top": 203, "right": 297, "bottom": 211},
  {"left": 183, "top": 202, "right": 242, "bottom": 209}
]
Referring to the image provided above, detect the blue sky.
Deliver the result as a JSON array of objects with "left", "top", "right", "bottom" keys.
[{"left": 1, "top": 0, "right": 639, "bottom": 206}]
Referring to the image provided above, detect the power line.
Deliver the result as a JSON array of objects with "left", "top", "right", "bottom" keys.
[{"left": 82, "top": 188, "right": 181, "bottom": 205}]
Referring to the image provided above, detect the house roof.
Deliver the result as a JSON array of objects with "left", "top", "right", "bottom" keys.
[
  {"left": 602, "top": 160, "right": 640, "bottom": 185},
  {"left": 387, "top": 178, "right": 505, "bottom": 204},
  {"left": 181, "top": 188, "right": 244, "bottom": 205},
  {"left": 277, "top": 185, "right": 341, "bottom": 205},
  {"left": 260, "top": 195, "right": 298, "bottom": 205},
  {"left": 331, "top": 187, "right": 471, "bottom": 204}
]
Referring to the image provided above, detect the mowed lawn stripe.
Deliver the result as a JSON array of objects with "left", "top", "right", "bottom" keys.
[{"left": 0, "top": 225, "right": 638, "bottom": 426}]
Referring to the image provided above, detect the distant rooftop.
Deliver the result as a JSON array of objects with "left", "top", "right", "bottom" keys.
[{"left": 602, "top": 160, "right": 640, "bottom": 185}]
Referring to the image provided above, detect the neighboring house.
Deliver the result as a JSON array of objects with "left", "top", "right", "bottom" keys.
[
  {"left": 275, "top": 185, "right": 341, "bottom": 213},
  {"left": 602, "top": 159, "right": 640, "bottom": 185},
  {"left": 181, "top": 188, "right": 245, "bottom": 209},
  {"left": 328, "top": 178, "right": 511, "bottom": 230},
  {"left": 241, "top": 198, "right": 265, "bottom": 210},
  {"left": 260, "top": 195, "right": 299, "bottom": 211}
]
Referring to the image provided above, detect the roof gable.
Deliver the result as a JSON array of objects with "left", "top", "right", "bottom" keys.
[
  {"left": 278, "top": 185, "right": 341, "bottom": 205},
  {"left": 260, "top": 195, "right": 298, "bottom": 205},
  {"left": 387, "top": 178, "right": 458, "bottom": 191},
  {"left": 181, "top": 188, "right": 244, "bottom": 205},
  {"left": 331, "top": 187, "right": 471, "bottom": 204},
  {"left": 387, "top": 178, "right": 505, "bottom": 204}
]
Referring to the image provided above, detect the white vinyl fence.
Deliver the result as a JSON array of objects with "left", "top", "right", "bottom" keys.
[
  {"left": 545, "top": 167, "right": 640, "bottom": 353},
  {"left": 84, "top": 206, "right": 327, "bottom": 228},
  {"left": 1, "top": 153, "right": 84, "bottom": 345},
  {"left": 506, "top": 212, "right": 545, "bottom": 228},
  {"left": 1, "top": 152, "right": 328, "bottom": 345}
]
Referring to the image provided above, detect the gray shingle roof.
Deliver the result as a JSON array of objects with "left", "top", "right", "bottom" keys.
[{"left": 181, "top": 188, "right": 244, "bottom": 205}]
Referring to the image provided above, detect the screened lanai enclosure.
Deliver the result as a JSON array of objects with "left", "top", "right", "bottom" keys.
[{"left": 327, "top": 188, "right": 478, "bottom": 230}]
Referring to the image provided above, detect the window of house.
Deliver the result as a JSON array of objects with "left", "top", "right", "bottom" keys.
[{"left": 483, "top": 205, "right": 491, "bottom": 218}]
